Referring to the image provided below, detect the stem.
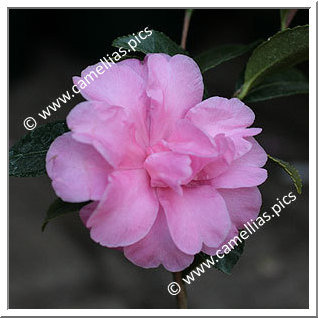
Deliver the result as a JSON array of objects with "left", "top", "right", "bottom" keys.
[
  {"left": 285, "top": 9, "right": 298, "bottom": 29},
  {"left": 281, "top": 9, "right": 298, "bottom": 30},
  {"left": 181, "top": 9, "right": 194, "bottom": 50},
  {"left": 236, "top": 82, "right": 250, "bottom": 100},
  {"left": 173, "top": 271, "right": 187, "bottom": 309}
]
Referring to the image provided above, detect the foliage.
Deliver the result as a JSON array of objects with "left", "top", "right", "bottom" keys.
[
  {"left": 42, "top": 198, "right": 89, "bottom": 231},
  {"left": 9, "top": 121, "right": 68, "bottom": 177},
  {"left": 268, "top": 155, "right": 303, "bottom": 194},
  {"left": 183, "top": 240, "right": 245, "bottom": 276},
  {"left": 236, "top": 25, "right": 308, "bottom": 100}
]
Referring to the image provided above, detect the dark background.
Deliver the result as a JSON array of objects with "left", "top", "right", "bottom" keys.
[{"left": 9, "top": 9, "right": 309, "bottom": 309}]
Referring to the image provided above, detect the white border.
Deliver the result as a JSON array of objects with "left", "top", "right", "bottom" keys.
[
  {"left": 3, "top": 1, "right": 316, "bottom": 316},
  {"left": 308, "top": 0, "right": 316, "bottom": 314}
]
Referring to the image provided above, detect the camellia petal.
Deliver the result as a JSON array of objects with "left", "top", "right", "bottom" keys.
[
  {"left": 87, "top": 169, "right": 159, "bottom": 247},
  {"left": 186, "top": 97, "right": 256, "bottom": 134},
  {"left": 124, "top": 208, "right": 194, "bottom": 272},
  {"left": 67, "top": 101, "right": 146, "bottom": 169},
  {"left": 202, "top": 224, "right": 239, "bottom": 255},
  {"left": 211, "top": 166, "right": 267, "bottom": 188},
  {"left": 146, "top": 54, "right": 204, "bottom": 144},
  {"left": 144, "top": 151, "right": 192, "bottom": 194},
  {"left": 73, "top": 59, "right": 147, "bottom": 109},
  {"left": 212, "top": 137, "right": 268, "bottom": 188},
  {"left": 231, "top": 137, "right": 268, "bottom": 168},
  {"left": 73, "top": 59, "right": 150, "bottom": 145},
  {"left": 218, "top": 187, "right": 262, "bottom": 229},
  {"left": 164, "top": 119, "right": 218, "bottom": 158},
  {"left": 186, "top": 96, "right": 261, "bottom": 158},
  {"left": 158, "top": 185, "right": 231, "bottom": 254},
  {"left": 46, "top": 132, "right": 111, "bottom": 202}
]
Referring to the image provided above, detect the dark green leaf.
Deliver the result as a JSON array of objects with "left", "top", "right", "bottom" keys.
[
  {"left": 182, "top": 239, "right": 245, "bottom": 277},
  {"left": 9, "top": 121, "right": 69, "bottom": 177},
  {"left": 195, "top": 40, "right": 261, "bottom": 73},
  {"left": 112, "top": 30, "right": 188, "bottom": 56},
  {"left": 280, "top": 9, "right": 298, "bottom": 30},
  {"left": 42, "top": 198, "right": 89, "bottom": 231},
  {"left": 212, "top": 239, "right": 245, "bottom": 274},
  {"left": 237, "top": 25, "right": 309, "bottom": 100},
  {"left": 256, "top": 66, "right": 307, "bottom": 83},
  {"left": 268, "top": 155, "right": 302, "bottom": 194},
  {"left": 244, "top": 68, "right": 308, "bottom": 102}
]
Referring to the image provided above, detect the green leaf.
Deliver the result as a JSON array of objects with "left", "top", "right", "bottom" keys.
[
  {"left": 195, "top": 40, "right": 261, "bottom": 73},
  {"left": 237, "top": 25, "right": 309, "bottom": 100},
  {"left": 280, "top": 9, "right": 298, "bottom": 30},
  {"left": 212, "top": 239, "right": 245, "bottom": 274},
  {"left": 9, "top": 121, "right": 69, "bottom": 177},
  {"left": 42, "top": 198, "right": 89, "bottom": 231},
  {"left": 112, "top": 30, "right": 188, "bottom": 56},
  {"left": 182, "top": 240, "right": 245, "bottom": 277},
  {"left": 268, "top": 155, "right": 302, "bottom": 194},
  {"left": 244, "top": 68, "right": 308, "bottom": 102}
]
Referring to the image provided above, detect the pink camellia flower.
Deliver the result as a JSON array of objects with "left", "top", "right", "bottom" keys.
[{"left": 46, "top": 54, "right": 267, "bottom": 271}]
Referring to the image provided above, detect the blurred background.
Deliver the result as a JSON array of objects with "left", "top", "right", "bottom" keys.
[{"left": 9, "top": 9, "right": 309, "bottom": 309}]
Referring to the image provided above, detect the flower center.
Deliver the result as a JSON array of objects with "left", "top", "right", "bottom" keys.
[{"left": 144, "top": 147, "right": 193, "bottom": 194}]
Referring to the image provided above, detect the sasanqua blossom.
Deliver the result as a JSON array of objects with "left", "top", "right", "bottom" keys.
[{"left": 46, "top": 54, "right": 267, "bottom": 271}]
